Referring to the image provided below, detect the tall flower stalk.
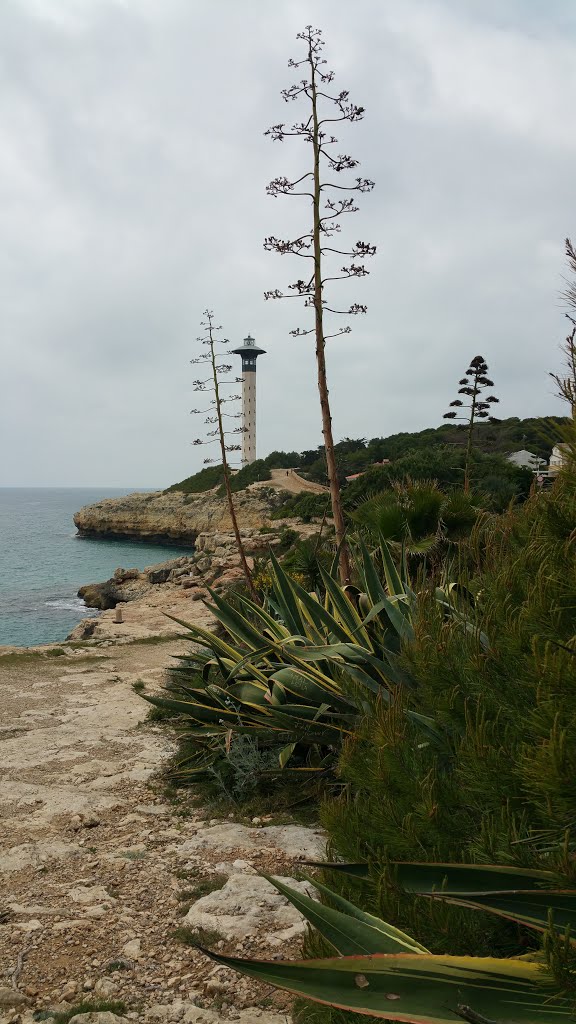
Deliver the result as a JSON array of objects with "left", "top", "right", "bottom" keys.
[
  {"left": 264, "top": 26, "right": 375, "bottom": 583},
  {"left": 443, "top": 355, "right": 500, "bottom": 492},
  {"left": 191, "top": 311, "right": 257, "bottom": 601}
]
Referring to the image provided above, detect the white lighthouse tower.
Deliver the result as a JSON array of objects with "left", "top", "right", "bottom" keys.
[{"left": 231, "top": 334, "right": 266, "bottom": 466}]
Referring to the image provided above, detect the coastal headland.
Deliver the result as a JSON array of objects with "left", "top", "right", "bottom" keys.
[{"left": 72, "top": 472, "right": 323, "bottom": 547}]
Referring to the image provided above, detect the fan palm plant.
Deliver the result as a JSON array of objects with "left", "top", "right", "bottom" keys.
[{"left": 352, "top": 480, "right": 479, "bottom": 557}]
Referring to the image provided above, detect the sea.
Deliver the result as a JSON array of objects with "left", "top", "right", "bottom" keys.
[{"left": 0, "top": 488, "right": 194, "bottom": 648}]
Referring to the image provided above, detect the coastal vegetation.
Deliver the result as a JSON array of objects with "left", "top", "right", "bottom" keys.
[
  {"left": 144, "top": 413, "right": 576, "bottom": 1023},
  {"left": 134, "top": 26, "right": 576, "bottom": 1024}
]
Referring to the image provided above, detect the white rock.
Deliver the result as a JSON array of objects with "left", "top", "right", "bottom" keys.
[
  {"left": 94, "top": 978, "right": 118, "bottom": 998},
  {"left": 68, "top": 885, "right": 115, "bottom": 906},
  {"left": 145, "top": 1006, "right": 172, "bottom": 1021},
  {"left": 183, "top": 873, "right": 315, "bottom": 942},
  {"left": 83, "top": 905, "right": 108, "bottom": 919},
  {"left": 15, "top": 919, "right": 42, "bottom": 932},
  {"left": 0, "top": 840, "right": 79, "bottom": 873},
  {"left": 181, "top": 1009, "right": 218, "bottom": 1024},
  {"left": 177, "top": 823, "right": 325, "bottom": 861},
  {"left": 68, "top": 1015, "right": 129, "bottom": 1024},
  {"left": 231, "top": 859, "right": 256, "bottom": 873},
  {"left": 121, "top": 937, "right": 141, "bottom": 959}
]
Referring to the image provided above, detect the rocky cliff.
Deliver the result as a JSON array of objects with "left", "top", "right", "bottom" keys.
[{"left": 73, "top": 486, "right": 285, "bottom": 545}]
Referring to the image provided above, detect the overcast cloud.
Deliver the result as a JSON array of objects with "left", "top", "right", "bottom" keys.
[{"left": 0, "top": 0, "right": 573, "bottom": 487}]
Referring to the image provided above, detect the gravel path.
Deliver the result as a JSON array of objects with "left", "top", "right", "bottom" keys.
[{"left": 0, "top": 638, "right": 325, "bottom": 1024}]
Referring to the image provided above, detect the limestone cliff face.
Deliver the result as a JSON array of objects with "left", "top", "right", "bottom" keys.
[{"left": 73, "top": 487, "right": 283, "bottom": 545}]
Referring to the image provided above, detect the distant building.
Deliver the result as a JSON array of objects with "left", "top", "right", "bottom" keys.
[
  {"left": 507, "top": 450, "right": 540, "bottom": 470},
  {"left": 549, "top": 443, "right": 570, "bottom": 475}
]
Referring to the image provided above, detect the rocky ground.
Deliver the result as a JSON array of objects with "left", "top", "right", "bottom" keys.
[{"left": 0, "top": 621, "right": 325, "bottom": 1024}]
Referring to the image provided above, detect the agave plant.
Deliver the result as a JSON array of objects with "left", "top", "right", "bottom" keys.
[
  {"left": 141, "top": 541, "right": 483, "bottom": 777},
  {"left": 197, "top": 862, "right": 576, "bottom": 1022}
]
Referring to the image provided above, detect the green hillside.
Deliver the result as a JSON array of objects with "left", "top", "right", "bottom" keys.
[{"left": 166, "top": 416, "right": 566, "bottom": 507}]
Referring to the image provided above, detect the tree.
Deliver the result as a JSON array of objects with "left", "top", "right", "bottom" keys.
[
  {"left": 190, "top": 311, "right": 257, "bottom": 601},
  {"left": 264, "top": 26, "right": 375, "bottom": 583},
  {"left": 443, "top": 355, "right": 500, "bottom": 492}
]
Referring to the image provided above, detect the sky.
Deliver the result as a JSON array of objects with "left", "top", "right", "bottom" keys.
[{"left": 0, "top": 0, "right": 574, "bottom": 487}]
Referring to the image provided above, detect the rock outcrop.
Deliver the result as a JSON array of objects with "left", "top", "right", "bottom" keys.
[{"left": 73, "top": 487, "right": 286, "bottom": 546}]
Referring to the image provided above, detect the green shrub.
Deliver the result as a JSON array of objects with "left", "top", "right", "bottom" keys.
[
  {"left": 321, "top": 441, "right": 576, "bottom": 965},
  {"left": 164, "top": 464, "right": 225, "bottom": 494}
]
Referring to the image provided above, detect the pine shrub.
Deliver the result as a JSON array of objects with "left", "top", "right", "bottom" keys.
[{"left": 321, "top": 437, "right": 576, "bottom": 962}]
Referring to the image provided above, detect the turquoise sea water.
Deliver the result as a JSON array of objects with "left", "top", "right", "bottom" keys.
[{"left": 0, "top": 488, "right": 193, "bottom": 648}]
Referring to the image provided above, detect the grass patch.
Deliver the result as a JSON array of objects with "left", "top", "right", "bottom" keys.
[
  {"left": 178, "top": 873, "right": 228, "bottom": 903},
  {"left": 0, "top": 650, "right": 50, "bottom": 666},
  {"left": 124, "top": 634, "right": 177, "bottom": 646},
  {"left": 173, "top": 925, "right": 223, "bottom": 947},
  {"left": 146, "top": 703, "right": 180, "bottom": 722},
  {"left": 44, "top": 1000, "right": 127, "bottom": 1024}
]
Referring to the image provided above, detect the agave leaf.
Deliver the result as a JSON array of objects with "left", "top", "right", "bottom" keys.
[
  {"left": 141, "top": 694, "right": 237, "bottom": 723},
  {"left": 433, "top": 891, "right": 576, "bottom": 937},
  {"left": 233, "top": 593, "right": 293, "bottom": 639},
  {"left": 204, "top": 592, "right": 274, "bottom": 651},
  {"left": 392, "top": 861, "right": 559, "bottom": 894},
  {"left": 278, "top": 742, "right": 297, "bottom": 768},
  {"left": 270, "top": 668, "right": 355, "bottom": 710},
  {"left": 303, "top": 861, "right": 370, "bottom": 877},
  {"left": 263, "top": 875, "right": 429, "bottom": 956},
  {"left": 378, "top": 537, "right": 405, "bottom": 599},
  {"left": 301, "top": 860, "right": 576, "bottom": 934},
  {"left": 269, "top": 550, "right": 307, "bottom": 636},
  {"left": 199, "top": 949, "right": 572, "bottom": 1022},
  {"left": 296, "top": 874, "right": 430, "bottom": 954},
  {"left": 357, "top": 538, "right": 388, "bottom": 607},
  {"left": 303, "top": 860, "right": 558, "bottom": 888},
  {"left": 287, "top": 574, "right": 364, "bottom": 645},
  {"left": 319, "top": 567, "right": 371, "bottom": 645}
]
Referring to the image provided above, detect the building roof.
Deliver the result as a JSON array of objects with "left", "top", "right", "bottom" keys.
[{"left": 231, "top": 334, "right": 266, "bottom": 356}]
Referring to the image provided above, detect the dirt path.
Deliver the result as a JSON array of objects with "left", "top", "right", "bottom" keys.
[
  {"left": 250, "top": 470, "right": 328, "bottom": 496},
  {"left": 0, "top": 635, "right": 324, "bottom": 1024}
]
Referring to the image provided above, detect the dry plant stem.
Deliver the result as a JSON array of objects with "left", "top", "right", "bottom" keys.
[
  {"left": 464, "top": 386, "right": 477, "bottom": 493},
  {"left": 309, "top": 40, "right": 351, "bottom": 584},
  {"left": 207, "top": 320, "right": 259, "bottom": 603},
  {"left": 550, "top": 320, "right": 576, "bottom": 418},
  {"left": 264, "top": 27, "right": 375, "bottom": 587}
]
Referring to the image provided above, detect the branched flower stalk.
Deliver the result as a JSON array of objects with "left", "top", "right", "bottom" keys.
[
  {"left": 191, "top": 311, "right": 258, "bottom": 601},
  {"left": 264, "top": 25, "right": 375, "bottom": 584},
  {"left": 550, "top": 238, "right": 576, "bottom": 418},
  {"left": 443, "top": 355, "right": 500, "bottom": 492}
]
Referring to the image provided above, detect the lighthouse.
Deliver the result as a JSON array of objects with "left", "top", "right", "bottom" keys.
[{"left": 231, "top": 334, "right": 266, "bottom": 466}]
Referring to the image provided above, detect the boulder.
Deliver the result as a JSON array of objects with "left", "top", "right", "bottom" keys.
[
  {"left": 0, "top": 988, "right": 30, "bottom": 1008},
  {"left": 78, "top": 582, "right": 121, "bottom": 611},
  {"left": 183, "top": 873, "right": 315, "bottom": 942},
  {"left": 113, "top": 567, "right": 140, "bottom": 583},
  {"left": 68, "top": 1015, "right": 128, "bottom": 1024}
]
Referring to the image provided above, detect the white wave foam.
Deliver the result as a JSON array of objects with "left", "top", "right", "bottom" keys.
[{"left": 45, "top": 597, "right": 98, "bottom": 615}]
